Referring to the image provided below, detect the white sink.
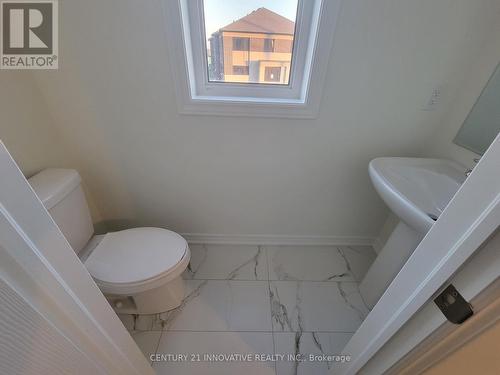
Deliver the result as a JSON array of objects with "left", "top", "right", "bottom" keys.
[
  {"left": 360, "top": 157, "right": 467, "bottom": 308},
  {"left": 369, "top": 157, "right": 466, "bottom": 234}
]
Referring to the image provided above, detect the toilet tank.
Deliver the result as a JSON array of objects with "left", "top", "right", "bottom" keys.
[{"left": 28, "top": 169, "right": 94, "bottom": 254}]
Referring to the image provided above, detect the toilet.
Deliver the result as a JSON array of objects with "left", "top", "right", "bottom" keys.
[{"left": 28, "top": 168, "right": 190, "bottom": 315}]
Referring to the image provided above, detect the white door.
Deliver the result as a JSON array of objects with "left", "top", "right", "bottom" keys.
[
  {"left": 0, "top": 141, "right": 154, "bottom": 375},
  {"left": 337, "top": 135, "right": 500, "bottom": 374}
]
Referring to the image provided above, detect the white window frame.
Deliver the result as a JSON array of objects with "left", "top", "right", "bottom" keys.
[{"left": 160, "top": 0, "right": 343, "bottom": 118}]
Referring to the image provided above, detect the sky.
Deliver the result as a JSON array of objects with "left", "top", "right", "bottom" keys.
[{"left": 203, "top": 0, "right": 298, "bottom": 37}]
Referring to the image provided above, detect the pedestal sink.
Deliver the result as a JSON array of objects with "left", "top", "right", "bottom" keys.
[{"left": 359, "top": 158, "right": 466, "bottom": 308}]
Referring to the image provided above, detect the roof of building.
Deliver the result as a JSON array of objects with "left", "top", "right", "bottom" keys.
[{"left": 218, "top": 7, "right": 295, "bottom": 35}]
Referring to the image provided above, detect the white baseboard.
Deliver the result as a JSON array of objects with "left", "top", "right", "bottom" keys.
[{"left": 181, "top": 233, "right": 377, "bottom": 247}]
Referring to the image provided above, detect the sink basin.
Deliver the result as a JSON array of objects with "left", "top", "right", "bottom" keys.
[
  {"left": 369, "top": 157, "right": 466, "bottom": 234},
  {"left": 360, "top": 157, "right": 467, "bottom": 308}
]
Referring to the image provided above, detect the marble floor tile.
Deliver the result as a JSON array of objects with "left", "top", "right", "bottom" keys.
[
  {"left": 118, "top": 313, "right": 155, "bottom": 331},
  {"left": 184, "top": 244, "right": 268, "bottom": 280},
  {"left": 340, "top": 245, "right": 377, "bottom": 282},
  {"left": 153, "top": 280, "right": 272, "bottom": 332},
  {"left": 270, "top": 281, "right": 369, "bottom": 333},
  {"left": 153, "top": 331, "right": 276, "bottom": 375},
  {"left": 274, "top": 332, "right": 353, "bottom": 375},
  {"left": 118, "top": 314, "right": 135, "bottom": 331},
  {"left": 267, "top": 246, "right": 375, "bottom": 282},
  {"left": 131, "top": 331, "right": 162, "bottom": 360},
  {"left": 118, "top": 242, "right": 374, "bottom": 373}
]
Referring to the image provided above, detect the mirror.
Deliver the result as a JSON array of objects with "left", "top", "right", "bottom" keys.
[{"left": 454, "top": 62, "right": 500, "bottom": 155}]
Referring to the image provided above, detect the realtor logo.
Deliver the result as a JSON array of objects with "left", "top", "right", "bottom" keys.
[{"left": 1, "top": 0, "right": 58, "bottom": 69}]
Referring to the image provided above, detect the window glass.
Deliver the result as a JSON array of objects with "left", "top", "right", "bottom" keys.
[
  {"left": 265, "top": 66, "right": 281, "bottom": 82},
  {"left": 204, "top": 0, "right": 298, "bottom": 84},
  {"left": 233, "top": 37, "right": 250, "bottom": 51},
  {"left": 263, "top": 39, "right": 275, "bottom": 52},
  {"left": 233, "top": 65, "right": 250, "bottom": 75}
]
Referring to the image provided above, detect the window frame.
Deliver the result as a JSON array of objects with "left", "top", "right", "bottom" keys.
[
  {"left": 186, "top": 0, "right": 312, "bottom": 100},
  {"left": 162, "top": 0, "right": 342, "bottom": 118}
]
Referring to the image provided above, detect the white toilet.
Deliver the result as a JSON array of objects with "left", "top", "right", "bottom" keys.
[{"left": 28, "top": 168, "right": 190, "bottom": 315}]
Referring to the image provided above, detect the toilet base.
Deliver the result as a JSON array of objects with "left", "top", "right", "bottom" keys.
[{"left": 106, "top": 276, "right": 186, "bottom": 315}]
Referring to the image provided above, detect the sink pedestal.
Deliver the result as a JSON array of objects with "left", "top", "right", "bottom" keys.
[{"left": 359, "top": 221, "right": 423, "bottom": 309}]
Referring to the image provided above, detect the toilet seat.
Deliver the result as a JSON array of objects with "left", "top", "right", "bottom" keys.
[{"left": 84, "top": 227, "right": 190, "bottom": 295}]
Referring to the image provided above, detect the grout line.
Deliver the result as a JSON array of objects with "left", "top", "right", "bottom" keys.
[
  {"left": 271, "top": 330, "right": 357, "bottom": 334},
  {"left": 185, "top": 277, "right": 361, "bottom": 283},
  {"left": 265, "top": 245, "right": 270, "bottom": 282},
  {"left": 153, "top": 330, "right": 163, "bottom": 359},
  {"left": 264, "top": 246, "right": 278, "bottom": 375},
  {"left": 145, "top": 329, "right": 357, "bottom": 334},
  {"left": 183, "top": 236, "right": 377, "bottom": 248}
]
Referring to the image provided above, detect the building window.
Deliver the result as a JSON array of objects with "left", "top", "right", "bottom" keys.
[
  {"left": 263, "top": 39, "right": 275, "bottom": 53},
  {"left": 233, "top": 65, "right": 249, "bottom": 75},
  {"left": 264, "top": 67, "right": 281, "bottom": 82},
  {"left": 206, "top": 5, "right": 297, "bottom": 85},
  {"left": 232, "top": 37, "right": 250, "bottom": 51},
  {"left": 164, "top": 0, "right": 342, "bottom": 117}
]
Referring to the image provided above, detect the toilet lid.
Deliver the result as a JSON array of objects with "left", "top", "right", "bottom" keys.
[{"left": 84, "top": 228, "right": 187, "bottom": 285}]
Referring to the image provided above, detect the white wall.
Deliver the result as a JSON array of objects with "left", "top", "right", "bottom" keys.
[
  {"left": 0, "top": 72, "right": 103, "bottom": 222},
  {"left": 423, "top": 17, "right": 500, "bottom": 167},
  {"left": 27, "top": 0, "right": 500, "bottom": 238},
  {"left": 0, "top": 73, "right": 69, "bottom": 177}
]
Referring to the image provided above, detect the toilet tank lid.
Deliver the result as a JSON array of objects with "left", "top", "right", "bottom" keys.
[{"left": 28, "top": 168, "right": 82, "bottom": 209}]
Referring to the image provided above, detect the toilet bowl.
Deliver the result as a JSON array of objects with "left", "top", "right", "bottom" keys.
[
  {"left": 81, "top": 228, "right": 190, "bottom": 314},
  {"left": 28, "top": 168, "right": 190, "bottom": 315}
]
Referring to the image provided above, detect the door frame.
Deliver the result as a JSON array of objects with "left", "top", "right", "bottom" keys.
[
  {"left": 338, "top": 135, "right": 500, "bottom": 374},
  {"left": 0, "top": 141, "right": 154, "bottom": 375}
]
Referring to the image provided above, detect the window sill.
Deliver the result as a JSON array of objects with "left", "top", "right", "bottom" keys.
[{"left": 178, "top": 96, "right": 320, "bottom": 119}]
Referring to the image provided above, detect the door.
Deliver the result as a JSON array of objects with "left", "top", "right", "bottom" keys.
[
  {"left": 337, "top": 135, "right": 500, "bottom": 374},
  {"left": 0, "top": 141, "right": 154, "bottom": 375}
]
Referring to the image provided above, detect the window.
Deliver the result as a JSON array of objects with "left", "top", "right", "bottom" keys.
[
  {"left": 263, "top": 39, "right": 275, "bottom": 53},
  {"left": 233, "top": 65, "right": 249, "bottom": 75},
  {"left": 206, "top": 4, "right": 296, "bottom": 85},
  {"left": 264, "top": 67, "right": 281, "bottom": 82},
  {"left": 232, "top": 37, "right": 250, "bottom": 51},
  {"left": 163, "top": 0, "right": 342, "bottom": 117}
]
